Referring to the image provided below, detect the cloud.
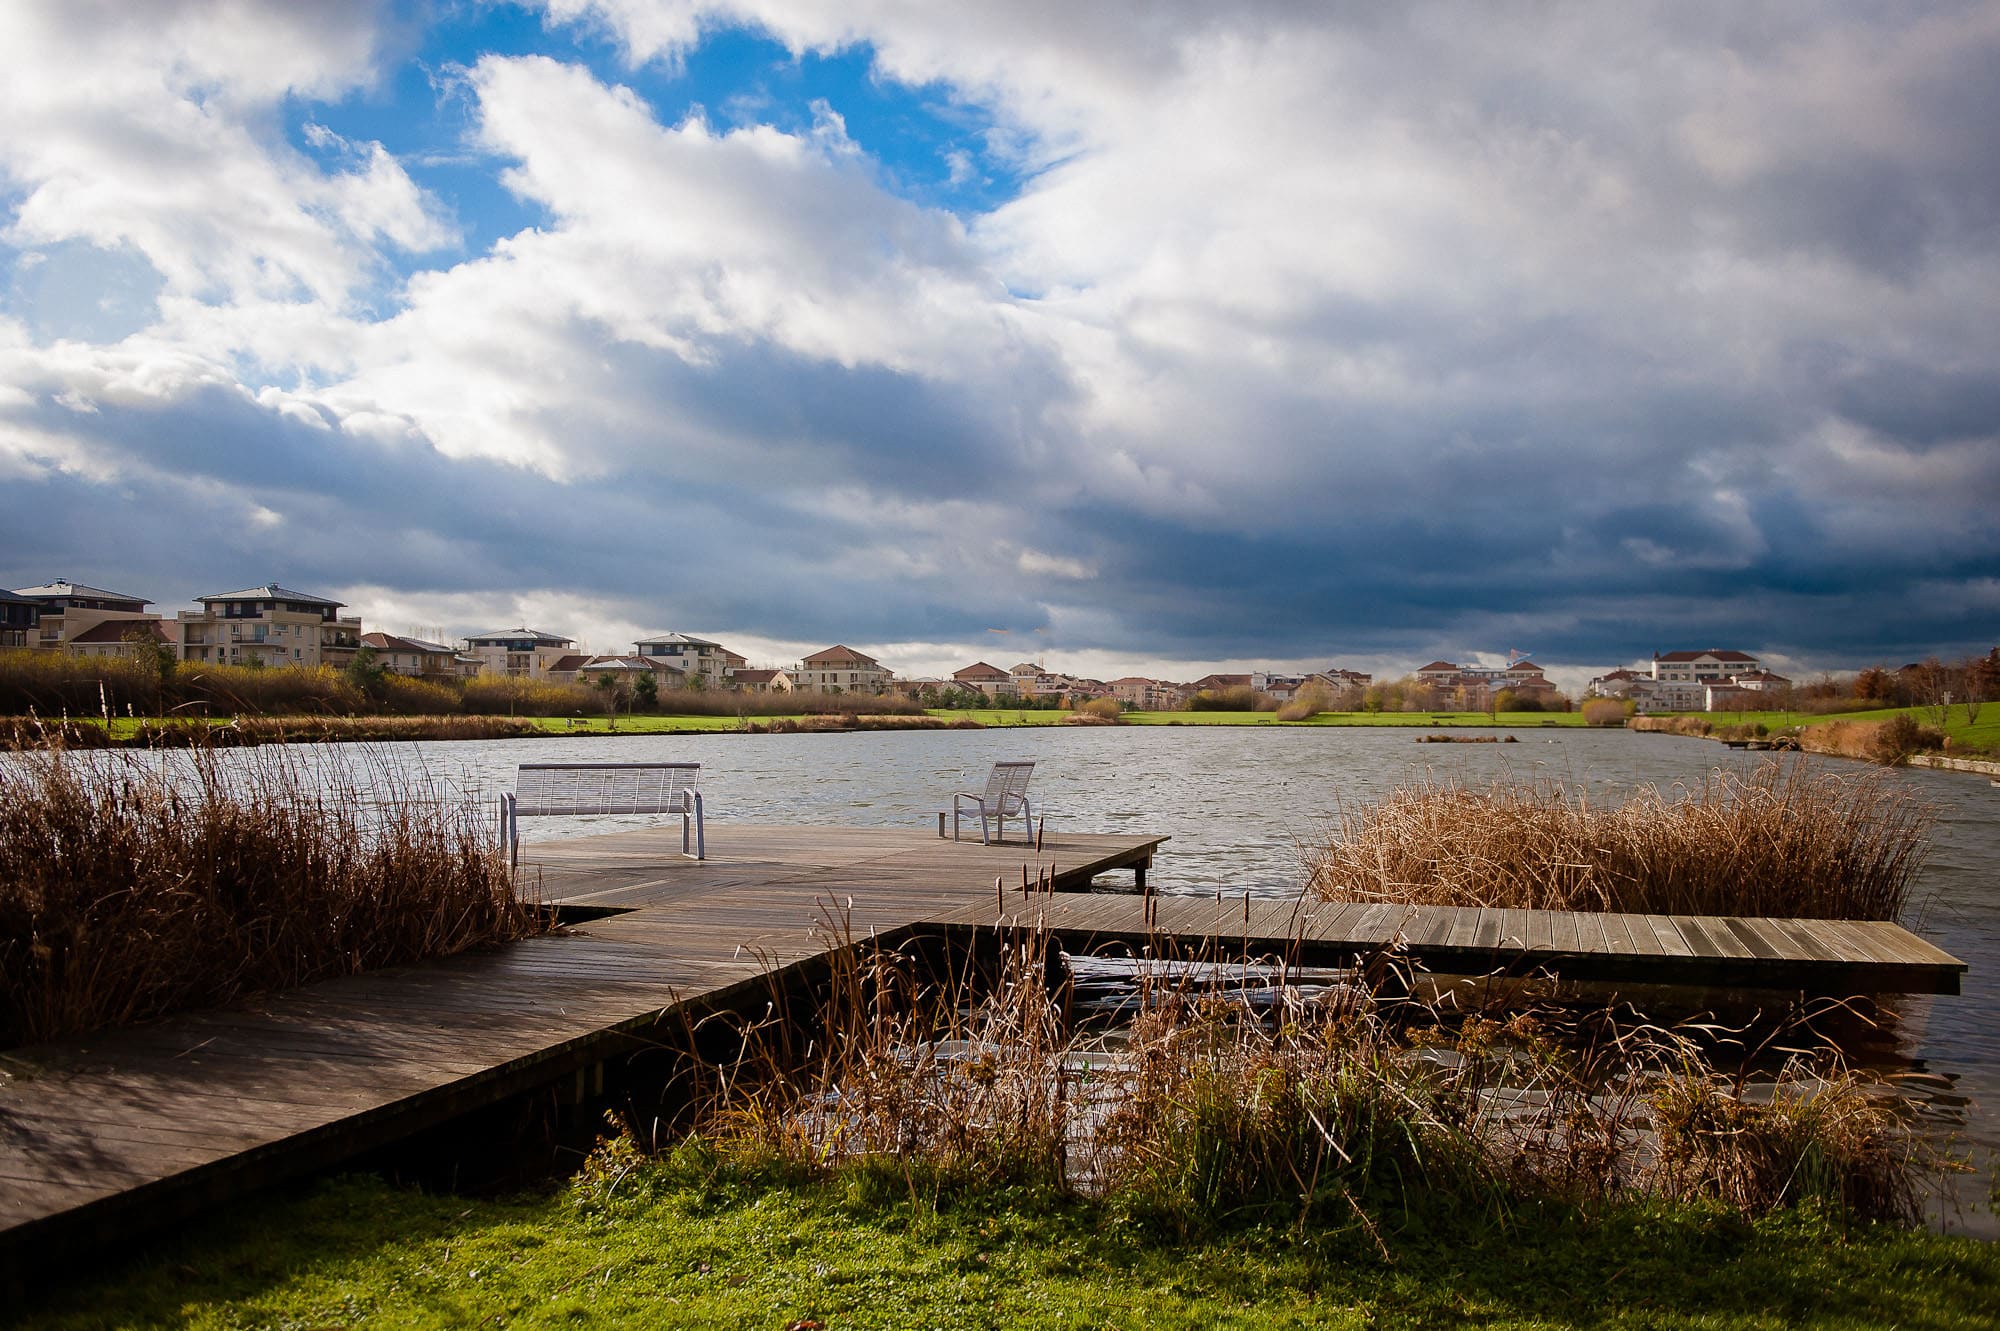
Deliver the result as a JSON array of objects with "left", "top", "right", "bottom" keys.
[{"left": 2, "top": 2, "right": 1996, "bottom": 680}]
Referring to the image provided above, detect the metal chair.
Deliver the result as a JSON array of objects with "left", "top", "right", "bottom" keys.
[{"left": 954, "top": 761, "right": 1035, "bottom": 844}]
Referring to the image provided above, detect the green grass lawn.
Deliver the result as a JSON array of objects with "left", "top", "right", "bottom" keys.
[
  {"left": 15, "top": 1165, "right": 1997, "bottom": 1330},
  {"left": 52, "top": 704, "right": 2000, "bottom": 754},
  {"left": 1646, "top": 705, "right": 2000, "bottom": 756}
]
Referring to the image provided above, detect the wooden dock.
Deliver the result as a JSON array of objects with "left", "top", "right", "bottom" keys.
[
  {"left": 953, "top": 893, "right": 1967, "bottom": 996},
  {"left": 0, "top": 822, "right": 1965, "bottom": 1285}
]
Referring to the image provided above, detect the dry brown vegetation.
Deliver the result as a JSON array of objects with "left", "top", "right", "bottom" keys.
[
  {"left": 0, "top": 743, "right": 539, "bottom": 1048},
  {"left": 1, "top": 715, "right": 545, "bottom": 749},
  {"left": 1797, "top": 716, "right": 1949, "bottom": 766},
  {"left": 1306, "top": 761, "right": 1931, "bottom": 919},
  {"left": 635, "top": 924, "right": 1941, "bottom": 1230},
  {"left": 0, "top": 651, "right": 929, "bottom": 725},
  {"left": 1628, "top": 714, "right": 1715, "bottom": 737},
  {"left": 1580, "top": 698, "right": 1629, "bottom": 727}
]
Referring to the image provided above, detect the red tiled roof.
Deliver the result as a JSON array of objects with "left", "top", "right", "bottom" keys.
[
  {"left": 547, "top": 654, "right": 590, "bottom": 673},
  {"left": 733, "top": 669, "right": 784, "bottom": 684},
  {"left": 803, "top": 645, "right": 879, "bottom": 667},
  {"left": 954, "top": 661, "right": 1010, "bottom": 680},
  {"left": 1416, "top": 661, "right": 1459, "bottom": 674},
  {"left": 69, "top": 618, "right": 167, "bottom": 644}
]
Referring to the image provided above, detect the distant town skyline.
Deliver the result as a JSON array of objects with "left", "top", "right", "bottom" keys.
[{"left": 3, "top": 4, "right": 1995, "bottom": 680}]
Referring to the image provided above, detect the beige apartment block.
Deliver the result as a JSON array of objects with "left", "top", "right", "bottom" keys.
[
  {"left": 462, "top": 627, "right": 578, "bottom": 679},
  {"left": 795, "top": 645, "right": 891, "bottom": 694},
  {"left": 632, "top": 633, "right": 742, "bottom": 687},
  {"left": 11, "top": 579, "right": 163, "bottom": 655},
  {"left": 176, "top": 584, "right": 362, "bottom": 669}
]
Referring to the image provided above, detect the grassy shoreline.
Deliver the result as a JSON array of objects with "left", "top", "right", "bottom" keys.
[{"left": 7, "top": 704, "right": 1992, "bottom": 759}]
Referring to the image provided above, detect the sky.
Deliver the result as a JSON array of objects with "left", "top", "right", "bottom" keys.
[{"left": 2, "top": 1, "right": 1996, "bottom": 690}]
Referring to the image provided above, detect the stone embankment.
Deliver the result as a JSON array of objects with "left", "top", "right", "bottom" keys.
[{"left": 1908, "top": 753, "right": 2000, "bottom": 779}]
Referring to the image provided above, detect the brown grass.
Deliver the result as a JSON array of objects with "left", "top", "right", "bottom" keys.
[
  {"left": 1629, "top": 715, "right": 1712, "bottom": 736},
  {"left": 0, "top": 715, "right": 545, "bottom": 750},
  {"left": 625, "top": 921, "right": 1943, "bottom": 1230},
  {"left": 1798, "top": 717, "right": 1947, "bottom": 766},
  {"left": 1306, "top": 760, "right": 1931, "bottom": 918},
  {"left": 0, "top": 742, "right": 539, "bottom": 1049},
  {"left": 1580, "top": 699, "right": 1628, "bottom": 727}
]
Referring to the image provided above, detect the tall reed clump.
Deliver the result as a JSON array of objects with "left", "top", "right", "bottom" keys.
[
  {"left": 1307, "top": 760, "right": 1931, "bottom": 919},
  {"left": 671, "top": 922, "right": 1078, "bottom": 1196},
  {"left": 614, "top": 937, "right": 1941, "bottom": 1235},
  {"left": 0, "top": 743, "right": 538, "bottom": 1049}
]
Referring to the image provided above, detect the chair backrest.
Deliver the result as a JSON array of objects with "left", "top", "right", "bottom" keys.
[
  {"left": 983, "top": 760, "right": 1034, "bottom": 808},
  {"left": 513, "top": 762, "right": 699, "bottom": 817}
]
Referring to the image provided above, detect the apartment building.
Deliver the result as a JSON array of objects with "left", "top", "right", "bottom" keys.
[
  {"left": 12, "top": 579, "right": 161, "bottom": 654},
  {"left": 0, "top": 590, "right": 39, "bottom": 649},
  {"left": 462, "top": 627, "right": 577, "bottom": 679},
  {"left": 175, "top": 584, "right": 361, "bottom": 668},
  {"left": 795, "top": 645, "right": 891, "bottom": 693},
  {"left": 1649, "top": 650, "right": 1763, "bottom": 683},
  {"left": 633, "top": 632, "right": 742, "bottom": 686}
]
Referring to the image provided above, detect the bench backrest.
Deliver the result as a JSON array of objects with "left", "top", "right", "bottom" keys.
[
  {"left": 513, "top": 762, "right": 700, "bottom": 818},
  {"left": 982, "top": 760, "right": 1034, "bottom": 809}
]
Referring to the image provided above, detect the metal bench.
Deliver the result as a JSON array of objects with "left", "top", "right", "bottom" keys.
[{"left": 501, "top": 762, "right": 705, "bottom": 867}]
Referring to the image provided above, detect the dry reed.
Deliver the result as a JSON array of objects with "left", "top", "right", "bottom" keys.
[
  {"left": 0, "top": 742, "right": 539, "bottom": 1048},
  {"left": 612, "top": 921, "right": 1944, "bottom": 1233},
  {"left": 1306, "top": 760, "right": 1931, "bottom": 919}
]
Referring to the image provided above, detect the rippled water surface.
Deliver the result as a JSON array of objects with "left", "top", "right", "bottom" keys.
[{"left": 105, "top": 725, "right": 2000, "bottom": 1231}]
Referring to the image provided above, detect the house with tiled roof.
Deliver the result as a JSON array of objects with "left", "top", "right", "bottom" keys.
[
  {"left": 731, "top": 667, "right": 793, "bottom": 693},
  {"left": 795, "top": 645, "right": 891, "bottom": 694},
  {"left": 66, "top": 618, "right": 171, "bottom": 659},
  {"left": 1106, "top": 676, "right": 1186, "bottom": 710},
  {"left": 175, "top": 583, "right": 361, "bottom": 669},
  {"left": 952, "top": 661, "right": 1013, "bottom": 698},
  {"left": 360, "top": 632, "right": 463, "bottom": 678}
]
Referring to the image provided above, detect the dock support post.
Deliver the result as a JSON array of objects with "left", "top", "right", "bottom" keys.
[{"left": 937, "top": 811, "right": 946, "bottom": 839}]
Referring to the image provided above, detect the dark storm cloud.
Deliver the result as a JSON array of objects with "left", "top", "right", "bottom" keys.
[{"left": 3, "top": 1, "right": 1997, "bottom": 674}]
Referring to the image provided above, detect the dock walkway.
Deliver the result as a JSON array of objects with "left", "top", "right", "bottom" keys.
[{"left": 0, "top": 822, "right": 1965, "bottom": 1284}]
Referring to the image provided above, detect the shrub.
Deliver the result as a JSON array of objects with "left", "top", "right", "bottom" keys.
[
  {"left": 1796, "top": 717, "right": 1948, "bottom": 766},
  {"left": 1580, "top": 699, "right": 1628, "bottom": 727},
  {"left": 1186, "top": 686, "right": 1271, "bottom": 712},
  {"left": 0, "top": 652, "right": 164, "bottom": 717},
  {"left": 1628, "top": 715, "right": 1713, "bottom": 736},
  {"left": 461, "top": 676, "right": 601, "bottom": 716}
]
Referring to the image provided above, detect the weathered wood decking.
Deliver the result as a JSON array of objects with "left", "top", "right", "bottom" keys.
[
  {"left": 948, "top": 892, "right": 1966, "bottom": 996},
  {"left": 0, "top": 825, "right": 1159, "bottom": 1284},
  {"left": 0, "top": 821, "right": 1965, "bottom": 1287}
]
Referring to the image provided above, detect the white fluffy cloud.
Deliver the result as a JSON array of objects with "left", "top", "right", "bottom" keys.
[{"left": 2, "top": 1, "right": 1996, "bottom": 677}]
